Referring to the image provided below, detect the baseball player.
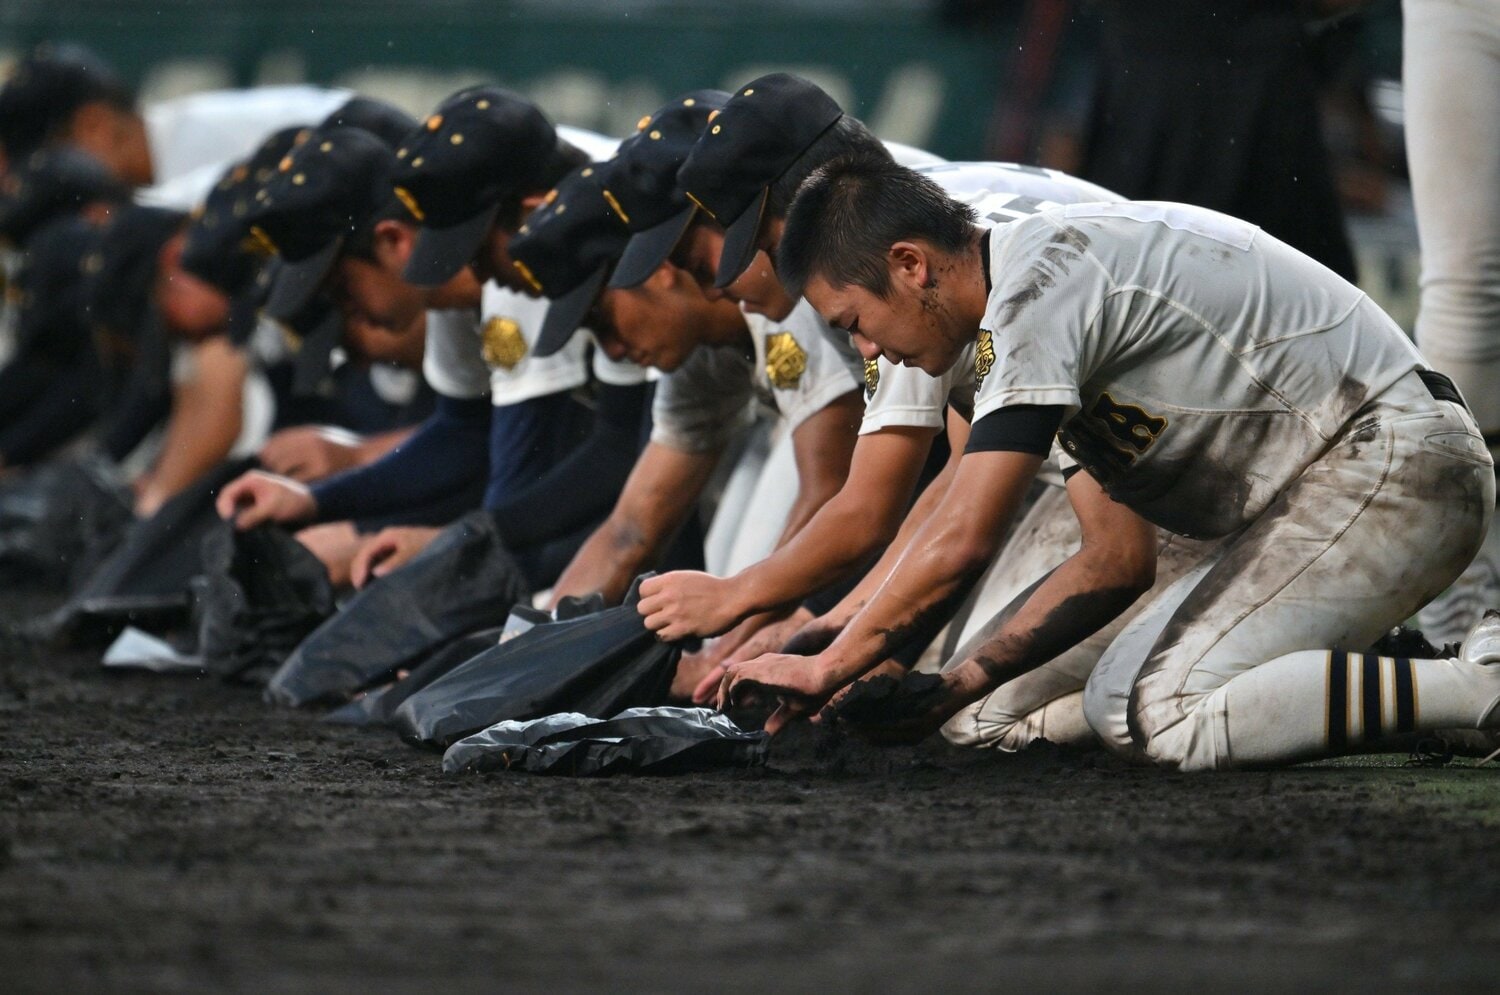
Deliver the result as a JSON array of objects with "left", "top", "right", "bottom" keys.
[
  {"left": 0, "top": 42, "right": 348, "bottom": 209},
  {"left": 506, "top": 93, "right": 865, "bottom": 631},
  {"left": 722, "top": 155, "right": 1498, "bottom": 771}
]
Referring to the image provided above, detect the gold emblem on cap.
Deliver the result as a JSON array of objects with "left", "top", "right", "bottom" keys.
[
  {"left": 396, "top": 147, "right": 408, "bottom": 159},
  {"left": 683, "top": 97, "right": 696, "bottom": 106},
  {"left": 743, "top": 88, "right": 755, "bottom": 96},
  {"left": 711, "top": 124, "right": 721, "bottom": 135},
  {"left": 600, "top": 188, "right": 631, "bottom": 224},
  {"left": 482, "top": 316, "right": 529, "bottom": 370},
  {"left": 477, "top": 99, "right": 491, "bottom": 110},
  {"left": 974, "top": 330, "right": 996, "bottom": 386},
  {"left": 427, "top": 114, "right": 443, "bottom": 131},
  {"left": 231, "top": 164, "right": 249, "bottom": 183},
  {"left": 764, "top": 332, "right": 807, "bottom": 389},
  {"left": 863, "top": 359, "right": 880, "bottom": 398},
  {"left": 278, "top": 156, "right": 293, "bottom": 172},
  {"left": 294, "top": 128, "right": 312, "bottom": 145},
  {"left": 512, "top": 259, "right": 544, "bottom": 294},
  {"left": 708, "top": 109, "right": 720, "bottom": 122},
  {"left": 411, "top": 157, "right": 424, "bottom": 168},
  {"left": 320, "top": 141, "right": 333, "bottom": 152},
  {"left": 248, "top": 225, "right": 279, "bottom": 255},
  {"left": 292, "top": 173, "right": 306, "bottom": 185},
  {"left": 544, "top": 189, "right": 558, "bottom": 204},
  {"left": 450, "top": 133, "right": 464, "bottom": 145},
  {"left": 684, "top": 191, "right": 718, "bottom": 221},
  {"left": 393, "top": 186, "right": 425, "bottom": 221},
  {"left": 649, "top": 130, "right": 662, "bottom": 140},
  {"left": 581, "top": 167, "right": 594, "bottom": 177},
  {"left": 636, "top": 115, "right": 651, "bottom": 132}
]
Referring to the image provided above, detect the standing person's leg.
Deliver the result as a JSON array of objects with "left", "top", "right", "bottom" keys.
[
  {"left": 1405, "top": 0, "right": 1500, "bottom": 646},
  {"left": 1086, "top": 375, "right": 1495, "bottom": 770}
]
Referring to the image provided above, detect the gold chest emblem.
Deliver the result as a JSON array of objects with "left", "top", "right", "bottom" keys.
[
  {"left": 764, "top": 332, "right": 807, "bottom": 389},
  {"left": 863, "top": 358, "right": 880, "bottom": 399},
  {"left": 974, "top": 329, "right": 996, "bottom": 386},
  {"left": 482, "top": 316, "right": 528, "bottom": 370}
]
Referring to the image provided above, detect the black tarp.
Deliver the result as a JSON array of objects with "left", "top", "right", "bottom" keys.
[
  {"left": 390, "top": 578, "right": 679, "bottom": 749},
  {"left": 29, "top": 457, "right": 256, "bottom": 644},
  {"left": 441, "top": 706, "right": 769, "bottom": 776},
  {"left": 319, "top": 625, "right": 508, "bottom": 727},
  {"left": 0, "top": 455, "right": 134, "bottom": 589},
  {"left": 194, "top": 522, "right": 336, "bottom": 684},
  {"left": 264, "top": 511, "right": 530, "bottom": 708}
]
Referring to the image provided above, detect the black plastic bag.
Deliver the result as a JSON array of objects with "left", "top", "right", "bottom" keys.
[
  {"left": 390, "top": 578, "right": 679, "bottom": 749},
  {"left": 442, "top": 706, "right": 770, "bottom": 776},
  {"left": 320, "top": 625, "right": 507, "bottom": 727},
  {"left": 194, "top": 522, "right": 336, "bottom": 684},
  {"left": 0, "top": 455, "right": 134, "bottom": 589},
  {"left": 29, "top": 457, "right": 257, "bottom": 645},
  {"left": 265, "top": 510, "right": 530, "bottom": 708}
]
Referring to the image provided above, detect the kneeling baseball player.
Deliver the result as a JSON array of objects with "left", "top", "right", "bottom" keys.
[{"left": 723, "top": 155, "right": 1499, "bottom": 771}]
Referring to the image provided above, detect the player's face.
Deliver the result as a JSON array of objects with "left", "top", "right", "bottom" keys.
[
  {"left": 332, "top": 255, "right": 426, "bottom": 332},
  {"left": 154, "top": 233, "right": 230, "bottom": 340},
  {"left": 804, "top": 272, "right": 961, "bottom": 377},
  {"left": 673, "top": 222, "right": 798, "bottom": 319},
  {"left": 591, "top": 264, "right": 747, "bottom": 372},
  {"left": 342, "top": 310, "right": 426, "bottom": 369},
  {"left": 473, "top": 222, "right": 538, "bottom": 296}
]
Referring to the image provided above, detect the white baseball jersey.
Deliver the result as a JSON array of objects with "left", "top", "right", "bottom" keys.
[
  {"left": 970, "top": 200, "right": 1425, "bottom": 539},
  {"left": 860, "top": 162, "right": 1123, "bottom": 435},
  {"left": 651, "top": 298, "right": 863, "bottom": 454},
  {"left": 423, "top": 284, "right": 649, "bottom": 407},
  {"left": 136, "top": 86, "right": 352, "bottom": 210}
]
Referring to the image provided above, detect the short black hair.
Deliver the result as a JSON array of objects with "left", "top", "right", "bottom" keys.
[
  {"left": 777, "top": 154, "right": 978, "bottom": 300},
  {"left": 764, "top": 115, "right": 892, "bottom": 221}
]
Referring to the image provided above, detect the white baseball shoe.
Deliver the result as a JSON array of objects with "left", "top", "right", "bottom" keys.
[{"left": 1459, "top": 609, "right": 1500, "bottom": 667}]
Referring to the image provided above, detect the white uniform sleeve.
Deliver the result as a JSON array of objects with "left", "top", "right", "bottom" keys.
[
  {"left": 971, "top": 215, "right": 1098, "bottom": 423},
  {"left": 859, "top": 342, "right": 975, "bottom": 435},
  {"left": 421, "top": 309, "right": 491, "bottom": 400},
  {"left": 650, "top": 345, "right": 757, "bottom": 453},
  {"left": 585, "top": 332, "right": 651, "bottom": 386},
  {"left": 480, "top": 285, "right": 591, "bottom": 406},
  {"left": 746, "top": 299, "right": 863, "bottom": 435}
]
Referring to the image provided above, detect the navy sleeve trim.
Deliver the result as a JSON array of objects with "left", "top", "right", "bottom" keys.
[{"left": 964, "top": 404, "right": 1064, "bottom": 457}]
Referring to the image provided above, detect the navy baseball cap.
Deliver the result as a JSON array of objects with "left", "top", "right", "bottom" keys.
[
  {"left": 9, "top": 213, "right": 95, "bottom": 353},
  {"left": 391, "top": 86, "right": 559, "bottom": 286},
  {"left": 0, "top": 146, "right": 129, "bottom": 248},
  {"left": 0, "top": 43, "right": 133, "bottom": 159},
  {"left": 677, "top": 74, "right": 843, "bottom": 289},
  {"left": 605, "top": 89, "right": 732, "bottom": 290},
  {"left": 77, "top": 203, "right": 187, "bottom": 345},
  {"left": 248, "top": 125, "right": 398, "bottom": 320},
  {"left": 509, "top": 162, "right": 630, "bottom": 358},
  {"left": 319, "top": 96, "right": 418, "bottom": 151}
]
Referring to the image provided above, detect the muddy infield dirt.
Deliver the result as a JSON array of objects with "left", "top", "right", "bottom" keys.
[{"left": 3, "top": 589, "right": 1499, "bottom": 992}]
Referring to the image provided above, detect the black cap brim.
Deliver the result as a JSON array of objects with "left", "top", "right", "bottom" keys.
[
  {"left": 264, "top": 237, "right": 342, "bottom": 321},
  {"left": 403, "top": 203, "right": 499, "bottom": 286},
  {"left": 609, "top": 205, "right": 696, "bottom": 289},
  {"left": 290, "top": 305, "right": 343, "bottom": 397},
  {"left": 534, "top": 265, "right": 609, "bottom": 358},
  {"left": 714, "top": 187, "right": 769, "bottom": 289}
]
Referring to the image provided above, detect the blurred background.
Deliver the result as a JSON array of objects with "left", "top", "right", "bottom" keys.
[{"left": 0, "top": 0, "right": 1415, "bottom": 321}]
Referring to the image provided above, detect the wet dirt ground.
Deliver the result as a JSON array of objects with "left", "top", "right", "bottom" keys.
[{"left": 3, "top": 590, "right": 1499, "bottom": 992}]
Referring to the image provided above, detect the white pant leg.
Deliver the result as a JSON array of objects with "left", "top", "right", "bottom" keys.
[
  {"left": 1084, "top": 376, "right": 1494, "bottom": 770},
  {"left": 1405, "top": 0, "right": 1500, "bottom": 436},
  {"left": 720, "top": 421, "right": 798, "bottom": 575},
  {"left": 703, "top": 416, "right": 773, "bottom": 576},
  {"left": 942, "top": 486, "right": 1218, "bottom": 750}
]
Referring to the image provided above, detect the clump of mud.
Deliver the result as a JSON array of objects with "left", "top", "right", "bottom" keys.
[{"left": 826, "top": 671, "right": 947, "bottom": 725}]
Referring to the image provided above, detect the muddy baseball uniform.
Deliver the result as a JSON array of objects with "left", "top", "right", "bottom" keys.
[{"left": 962, "top": 200, "right": 1492, "bottom": 769}]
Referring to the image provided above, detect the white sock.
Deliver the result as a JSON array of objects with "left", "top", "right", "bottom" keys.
[{"left": 1215, "top": 649, "right": 1500, "bottom": 767}]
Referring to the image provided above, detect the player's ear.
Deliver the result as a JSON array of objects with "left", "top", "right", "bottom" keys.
[
  {"left": 888, "top": 240, "right": 927, "bottom": 292},
  {"left": 371, "top": 219, "right": 411, "bottom": 260}
]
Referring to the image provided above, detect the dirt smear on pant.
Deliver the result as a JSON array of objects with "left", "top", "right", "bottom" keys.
[{"left": 2, "top": 591, "right": 1498, "bottom": 992}]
